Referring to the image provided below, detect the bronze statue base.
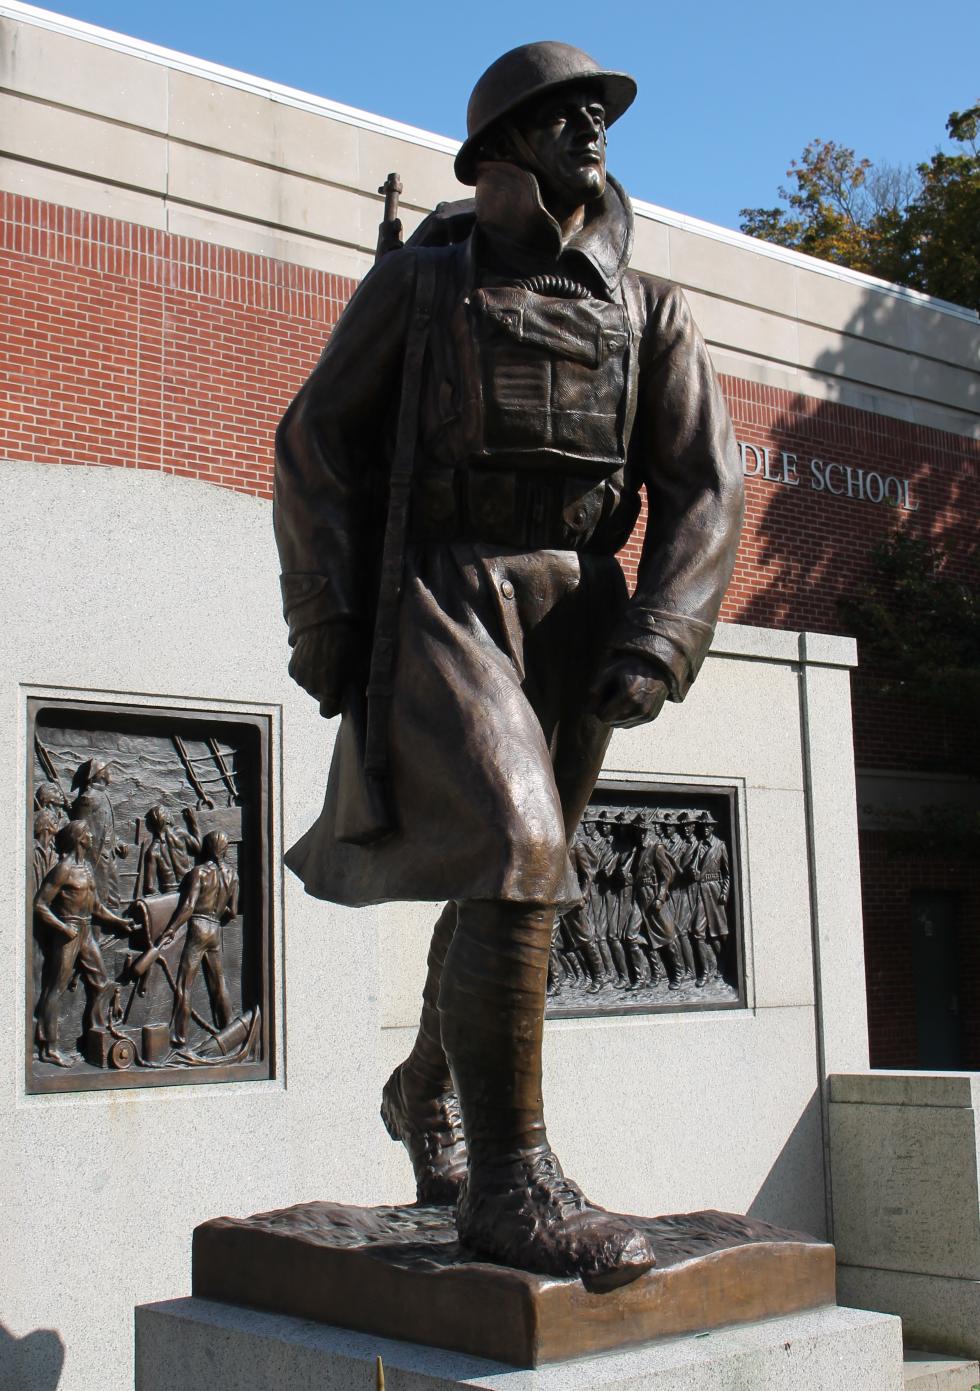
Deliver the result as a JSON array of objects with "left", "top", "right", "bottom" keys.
[{"left": 193, "top": 1201, "right": 835, "bottom": 1369}]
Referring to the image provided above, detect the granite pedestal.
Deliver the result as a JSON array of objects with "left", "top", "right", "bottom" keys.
[{"left": 135, "top": 1297, "right": 905, "bottom": 1389}]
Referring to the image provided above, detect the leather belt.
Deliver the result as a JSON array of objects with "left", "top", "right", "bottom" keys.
[{"left": 410, "top": 467, "right": 613, "bottom": 551}]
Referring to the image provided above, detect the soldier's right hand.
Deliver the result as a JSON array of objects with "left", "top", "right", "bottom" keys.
[{"left": 287, "top": 622, "right": 361, "bottom": 718}]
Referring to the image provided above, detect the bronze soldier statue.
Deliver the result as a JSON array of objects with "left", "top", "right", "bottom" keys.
[{"left": 275, "top": 42, "right": 743, "bottom": 1288}]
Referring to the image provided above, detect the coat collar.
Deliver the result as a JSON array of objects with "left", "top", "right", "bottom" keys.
[{"left": 473, "top": 162, "right": 634, "bottom": 296}]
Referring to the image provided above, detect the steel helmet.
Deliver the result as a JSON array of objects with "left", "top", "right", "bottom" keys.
[{"left": 455, "top": 41, "right": 637, "bottom": 186}]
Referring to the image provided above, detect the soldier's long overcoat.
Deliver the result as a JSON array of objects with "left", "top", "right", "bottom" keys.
[
  {"left": 274, "top": 164, "right": 743, "bottom": 908},
  {"left": 689, "top": 833, "right": 732, "bottom": 940}
]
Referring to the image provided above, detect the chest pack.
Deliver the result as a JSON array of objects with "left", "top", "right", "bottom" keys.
[{"left": 448, "top": 279, "right": 641, "bottom": 476}]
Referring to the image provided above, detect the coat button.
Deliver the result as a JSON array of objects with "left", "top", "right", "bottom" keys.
[{"left": 500, "top": 579, "right": 515, "bottom": 600}]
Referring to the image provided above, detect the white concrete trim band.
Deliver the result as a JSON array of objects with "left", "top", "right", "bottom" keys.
[{"left": 2, "top": 0, "right": 977, "bottom": 325}]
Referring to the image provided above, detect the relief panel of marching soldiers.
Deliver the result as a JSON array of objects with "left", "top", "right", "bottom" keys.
[{"left": 549, "top": 806, "right": 734, "bottom": 1003}]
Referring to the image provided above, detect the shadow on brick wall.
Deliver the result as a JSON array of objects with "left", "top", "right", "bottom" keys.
[
  {"left": 727, "top": 285, "right": 979, "bottom": 1072},
  {"left": 725, "top": 285, "right": 978, "bottom": 780},
  {"left": 730, "top": 287, "right": 977, "bottom": 644}
]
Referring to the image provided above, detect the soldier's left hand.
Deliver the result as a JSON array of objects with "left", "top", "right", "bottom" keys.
[{"left": 590, "top": 657, "right": 669, "bottom": 728}]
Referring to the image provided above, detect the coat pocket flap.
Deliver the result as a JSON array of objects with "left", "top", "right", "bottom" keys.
[{"left": 472, "top": 288, "right": 627, "bottom": 368}]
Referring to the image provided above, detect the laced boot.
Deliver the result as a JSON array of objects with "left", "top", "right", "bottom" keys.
[
  {"left": 608, "top": 938, "right": 630, "bottom": 988},
  {"left": 440, "top": 899, "right": 657, "bottom": 1289},
  {"left": 547, "top": 944, "right": 563, "bottom": 996},
  {"left": 648, "top": 946, "right": 668, "bottom": 986},
  {"left": 458, "top": 1149, "right": 656, "bottom": 1292},
  {"left": 695, "top": 937, "right": 717, "bottom": 986},
  {"left": 582, "top": 939, "right": 605, "bottom": 993},
  {"left": 678, "top": 932, "right": 696, "bottom": 981},
  {"left": 626, "top": 940, "right": 652, "bottom": 991},
  {"left": 664, "top": 938, "right": 687, "bottom": 990},
  {"left": 597, "top": 936, "right": 615, "bottom": 981},
  {"left": 381, "top": 1065, "right": 467, "bottom": 1205},
  {"left": 381, "top": 902, "right": 468, "bottom": 1204}
]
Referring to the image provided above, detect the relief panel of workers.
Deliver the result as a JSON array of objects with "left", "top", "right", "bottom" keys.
[{"left": 28, "top": 720, "right": 265, "bottom": 1086}]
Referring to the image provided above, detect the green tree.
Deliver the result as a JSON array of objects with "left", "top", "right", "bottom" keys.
[
  {"left": 891, "top": 105, "right": 980, "bottom": 310},
  {"left": 740, "top": 104, "right": 980, "bottom": 311}
]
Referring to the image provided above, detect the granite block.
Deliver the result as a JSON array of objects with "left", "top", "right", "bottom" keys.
[{"left": 135, "top": 1297, "right": 905, "bottom": 1390}]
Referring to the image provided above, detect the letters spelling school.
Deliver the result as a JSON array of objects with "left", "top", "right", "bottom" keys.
[{"left": 738, "top": 442, "right": 918, "bottom": 511}]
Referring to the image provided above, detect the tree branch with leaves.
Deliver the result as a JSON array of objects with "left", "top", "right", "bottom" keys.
[{"left": 740, "top": 103, "right": 980, "bottom": 311}]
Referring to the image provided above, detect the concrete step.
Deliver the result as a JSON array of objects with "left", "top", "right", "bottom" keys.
[{"left": 904, "top": 1349, "right": 980, "bottom": 1391}]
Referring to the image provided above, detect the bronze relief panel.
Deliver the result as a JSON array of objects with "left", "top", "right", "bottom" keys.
[
  {"left": 27, "top": 699, "right": 273, "bottom": 1093},
  {"left": 546, "top": 782, "right": 744, "bottom": 1019}
]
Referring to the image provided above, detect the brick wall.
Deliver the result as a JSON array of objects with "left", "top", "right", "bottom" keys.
[
  {"left": 6, "top": 190, "right": 979, "bottom": 763},
  {"left": 1, "top": 193, "right": 353, "bottom": 499},
  {"left": 6, "top": 191, "right": 975, "bottom": 635}
]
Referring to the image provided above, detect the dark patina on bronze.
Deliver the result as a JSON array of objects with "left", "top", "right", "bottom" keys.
[
  {"left": 274, "top": 39, "right": 749, "bottom": 1287},
  {"left": 26, "top": 698, "right": 273, "bottom": 1094},
  {"left": 193, "top": 1201, "right": 835, "bottom": 1368}
]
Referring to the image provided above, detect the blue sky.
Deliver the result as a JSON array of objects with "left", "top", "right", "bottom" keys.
[{"left": 40, "top": 0, "right": 980, "bottom": 231}]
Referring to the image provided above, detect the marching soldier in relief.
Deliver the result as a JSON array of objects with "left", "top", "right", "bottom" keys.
[
  {"left": 628, "top": 813, "right": 686, "bottom": 989},
  {"left": 559, "top": 823, "right": 605, "bottom": 992},
  {"left": 275, "top": 42, "right": 743, "bottom": 1285},
  {"left": 590, "top": 811, "right": 618, "bottom": 980},
  {"left": 689, "top": 810, "right": 732, "bottom": 984},
  {"left": 667, "top": 811, "right": 699, "bottom": 982},
  {"left": 603, "top": 809, "right": 638, "bottom": 989}
]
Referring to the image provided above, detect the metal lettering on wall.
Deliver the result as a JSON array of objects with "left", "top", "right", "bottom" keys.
[
  {"left": 546, "top": 784, "right": 744, "bottom": 1019},
  {"left": 27, "top": 701, "right": 272, "bottom": 1093}
]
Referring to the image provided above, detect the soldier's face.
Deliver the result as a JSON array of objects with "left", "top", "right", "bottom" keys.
[{"left": 516, "top": 84, "right": 607, "bottom": 209}]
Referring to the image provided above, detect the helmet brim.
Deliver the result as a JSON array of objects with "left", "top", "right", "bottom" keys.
[{"left": 454, "top": 70, "right": 636, "bottom": 186}]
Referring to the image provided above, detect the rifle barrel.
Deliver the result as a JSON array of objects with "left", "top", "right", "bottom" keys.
[{"left": 379, "top": 172, "right": 402, "bottom": 223}]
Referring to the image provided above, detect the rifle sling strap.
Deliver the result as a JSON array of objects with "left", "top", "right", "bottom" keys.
[{"left": 364, "top": 253, "right": 436, "bottom": 778}]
